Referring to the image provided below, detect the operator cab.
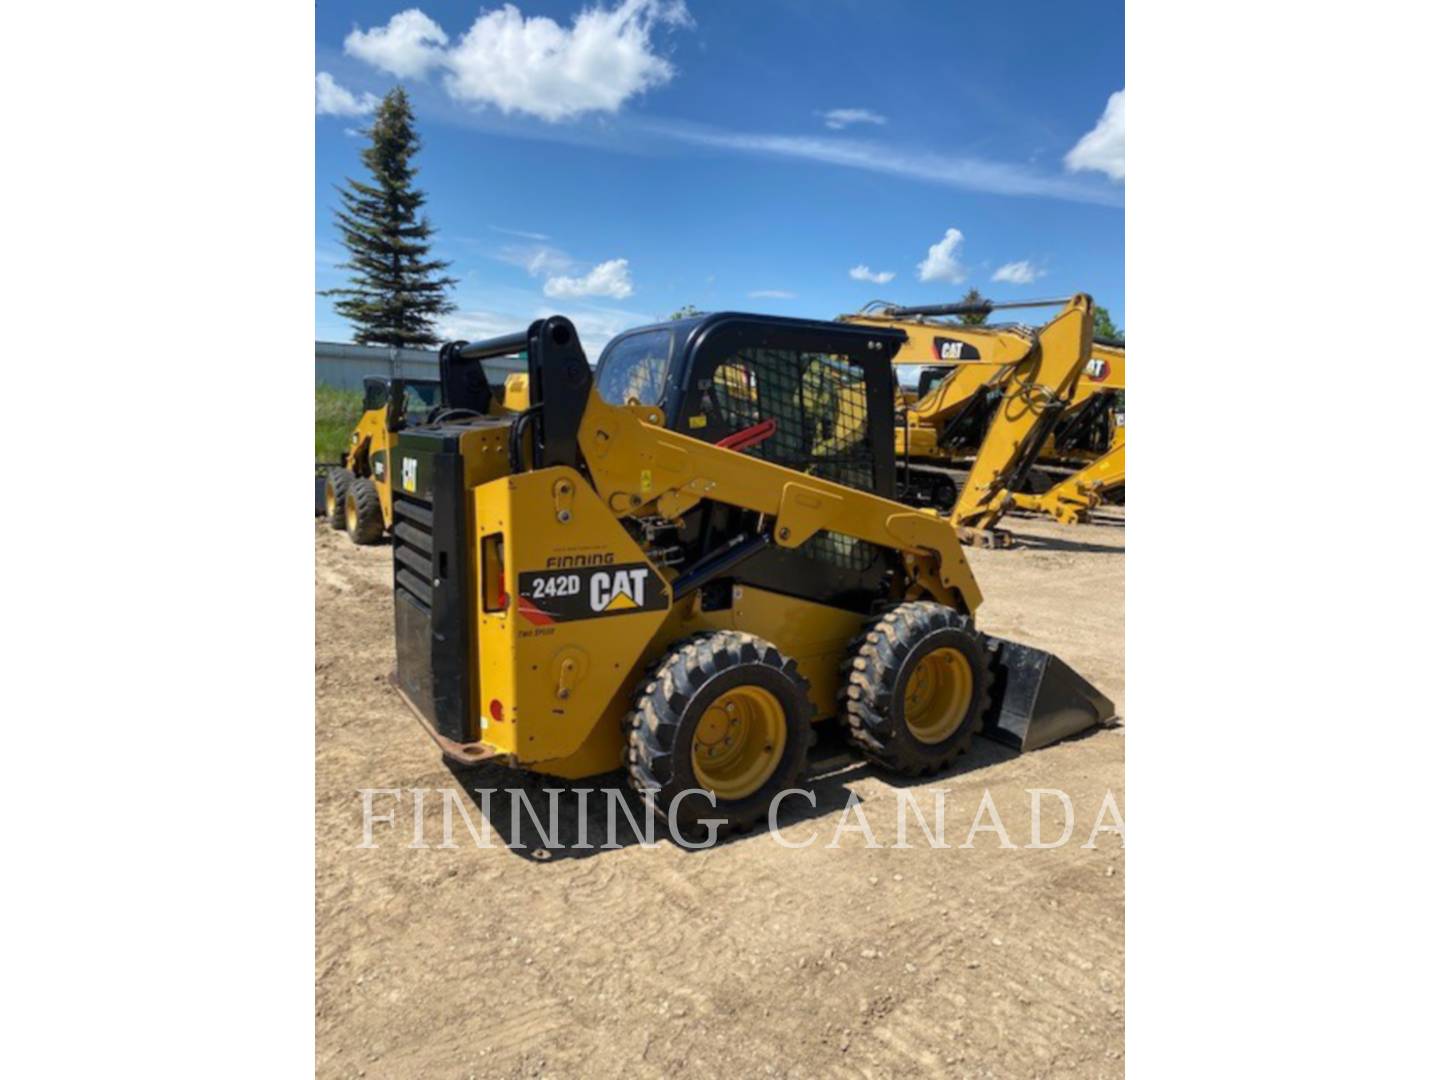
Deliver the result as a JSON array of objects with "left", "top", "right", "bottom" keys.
[
  {"left": 595, "top": 312, "right": 907, "bottom": 502},
  {"left": 593, "top": 313, "right": 910, "bottom": 614},
  {"left": 361, "top": 375, "right": 443, "bottom": 432}
]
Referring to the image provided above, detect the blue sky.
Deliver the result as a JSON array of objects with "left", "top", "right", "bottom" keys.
[{"left": 316, "top": 0, "right": 1124, "bottom": 353}]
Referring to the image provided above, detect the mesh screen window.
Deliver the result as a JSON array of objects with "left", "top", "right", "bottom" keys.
[{"left": 702, "top": 348, "right": 880, "bottom": 572}]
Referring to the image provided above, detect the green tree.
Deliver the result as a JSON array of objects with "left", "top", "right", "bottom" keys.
[
  {"left": 958, "top": 287, "right": 988, "bottom": 326},
  {"left": 1094, "top": 305, "right": 1124, "bottom": 342},
  {"left": 669, "top": 304, "right": 700, "bottom": 320},
  {"left": 324, "top": 88, "right": 456, "bottom": 347}
]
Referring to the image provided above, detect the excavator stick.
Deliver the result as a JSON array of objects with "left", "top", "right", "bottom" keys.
[
  {"left": 947, "top": 296, "right": 1093, "bottom": 536},
  {"left": 981, "top": 636, "right": 1116, "bottom": 751},
  {"left": 844, "top": 295, "right": 1098, "bottom": 546}
]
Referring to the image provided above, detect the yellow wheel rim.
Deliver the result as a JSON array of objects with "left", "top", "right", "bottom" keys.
[
  {"left": 345, "top": 494, "right": 357, "bottom": 534},
  {"left": 691, "top": 686, "right": 787, "bottom": 800},
  {"left": 903, "top": 647, "right": 973, "bottom": 744},
  {"left": 325, "top": 484, "right": 336, "bottom": 517}
]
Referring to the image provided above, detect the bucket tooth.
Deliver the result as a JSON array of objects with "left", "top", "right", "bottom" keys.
[{"left": 980, "top": 636, "right": 1116, "bottom": 752}]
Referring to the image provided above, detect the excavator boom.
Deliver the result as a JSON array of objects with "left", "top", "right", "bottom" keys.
[{"left": 843, "top": 294, "right": 1097, "bottom": 544}]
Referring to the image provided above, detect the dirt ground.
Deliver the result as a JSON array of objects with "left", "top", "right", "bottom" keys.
[{"left": 316, "top": 509, "right": 1125, "bottom": 1079}]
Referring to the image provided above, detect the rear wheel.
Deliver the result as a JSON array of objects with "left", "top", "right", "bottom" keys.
[
  {"left": 626, "top": 631, "right": 814, "bottom": 838},
  {"left": 324, "top": 468, "right": 351, "bottom": 530},
  {"left": 840, "top": 601, "right": 991, "bottom": 775},
  {"left": 344, "top": 478, "right": 385, "bottom": 545}
]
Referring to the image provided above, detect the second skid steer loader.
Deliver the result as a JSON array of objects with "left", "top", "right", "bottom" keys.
[
  {"left": 389, "top": 313, "right": 1115, "bottom": 836},
  {"left": 320, "top": 351, "right": 530, "bottom": 545}
]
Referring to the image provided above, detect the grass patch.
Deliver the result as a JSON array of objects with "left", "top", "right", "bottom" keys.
[{"left": 316, "top": 384, "right": 364, "bottom": 462}]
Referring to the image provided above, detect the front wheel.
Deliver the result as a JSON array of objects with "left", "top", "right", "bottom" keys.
[
  {"left": 625, "top": 631, "right": 814, "bottom": 838},
  {"left": 840, "top": 602, "right": 992, "bottom": 776},
  {"left": 344, "top": 477, "right": 385, "bottom": 545}
]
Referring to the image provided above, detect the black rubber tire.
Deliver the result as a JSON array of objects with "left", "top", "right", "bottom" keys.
[
  {"left": 625, "top": 631, "right": 815, "bottom": 838},
  {"left": 345, "top": 477, "right": 385, "bottom": 545},
  {"left": 324, "top": 468, "right": 351, "bottom": 530},
  {"left": 839, "top": 601, "right": 992, "bottom": 776}
]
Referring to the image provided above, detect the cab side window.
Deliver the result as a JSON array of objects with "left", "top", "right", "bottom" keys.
[
  {"left": 596, "top": 329, "right": 671, "bottom": 406},
  {"left": 698, "top": 347, "right": 873, "bottom": 488},
  {"left": 362, "top": 381, "right": 389, "bottom": 412}
]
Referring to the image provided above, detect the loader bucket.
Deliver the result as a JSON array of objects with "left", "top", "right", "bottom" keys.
[{"left": 980, "top": 636, "right": 1116, "bottom": 752}]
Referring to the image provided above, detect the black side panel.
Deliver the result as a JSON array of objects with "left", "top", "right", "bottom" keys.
[{"left": 392, "top": 431, "right": 473, "bottom": 744}]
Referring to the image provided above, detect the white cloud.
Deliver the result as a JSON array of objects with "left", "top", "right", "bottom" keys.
[
  {"left": 849, "top": 264, "right": 895, "bottom": 284},
  {"left": 544, "top": 258, "right": 635, "bottom": 299},
  {"left": 489, "top": 225, "right": 551, "bottom": 241},
  {"left": 821, "top": 107, "right": 886, "bottom": 130},
  {"left": 917, "top": 228, "right": 965, "bottom": 284},
  {"left": 991, "top": 260, "right": 1042, "bottom": 285},
  {"left": 346, "top": 2, "right": 691, "bottom": 122},
  {"left": 657, "top": 125, "right": 1123, "bottom": 207},
  {"left": 748, "top": 289, "right": 796, "bottom": 300},
  {"left": 315, "top": 72, "right": 379, "bottom": 116},
  {"left": 344, "top": 9, "right": 449, "bottom": 78},
  {"left": 497, "top": 243, "right": 578, "bottom": 277},
  {"left": 1065, "top": 90, "right": 1124, "bottom": 181}
]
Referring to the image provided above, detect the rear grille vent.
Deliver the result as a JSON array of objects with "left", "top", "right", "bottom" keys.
[{"left": 393, "top": 495, "right": 435, "bottom": 611}]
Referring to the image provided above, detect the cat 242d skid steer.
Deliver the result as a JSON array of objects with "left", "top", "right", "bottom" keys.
[{"left": 390, "top": 312, "right": 1114, "bottom": 835}]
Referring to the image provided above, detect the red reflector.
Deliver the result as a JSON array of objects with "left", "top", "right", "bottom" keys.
[{"left": 489, "top": 699, "right": 505, "bottom": 724}]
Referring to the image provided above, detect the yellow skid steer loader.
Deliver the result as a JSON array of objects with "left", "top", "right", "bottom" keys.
[
  {"left": 320, "top": 353, "right": 530, "bottom": 545},
  {"left": 390, "top": 313, "right": 1114, "bottom": 836}
]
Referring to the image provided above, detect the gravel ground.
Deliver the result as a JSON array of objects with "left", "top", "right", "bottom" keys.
[{"left": 316, "top": 508, "right": 1125, "bottom": 1078}]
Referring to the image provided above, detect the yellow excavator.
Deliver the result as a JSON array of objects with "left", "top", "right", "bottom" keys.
[
  {"left": 841, "top": 295, "right": 1114, "bottom": 545},
  {"left": 1012, "top": 340, "right": 1124, "bottom": 523}
]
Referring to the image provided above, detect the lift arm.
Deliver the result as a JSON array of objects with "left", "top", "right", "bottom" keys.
[{"left": 574, "top": 390, "right": 985, "bottom": 614}]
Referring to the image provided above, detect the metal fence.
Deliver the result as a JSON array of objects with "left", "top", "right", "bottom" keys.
[{"left": 315, "top": 341, "right": 527, "bottom": 391}]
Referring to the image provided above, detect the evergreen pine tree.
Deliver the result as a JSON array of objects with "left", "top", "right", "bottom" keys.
[
  {"left": 958, "top": 287, "right": 988, "bottom": 325},
  {"left": 323, "top": 88, "right": 455, "bottom": 347}
]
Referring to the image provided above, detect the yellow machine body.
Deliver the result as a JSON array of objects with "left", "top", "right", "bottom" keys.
[
  {"left": 390, "top": 313, "right": 1114, "bottom": 822},
  {"left": 343, "top": 394, "right": 404, "bottom": 529},
  {"left": 443, "top": 390, "right": 983, "bottom": 779}
]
